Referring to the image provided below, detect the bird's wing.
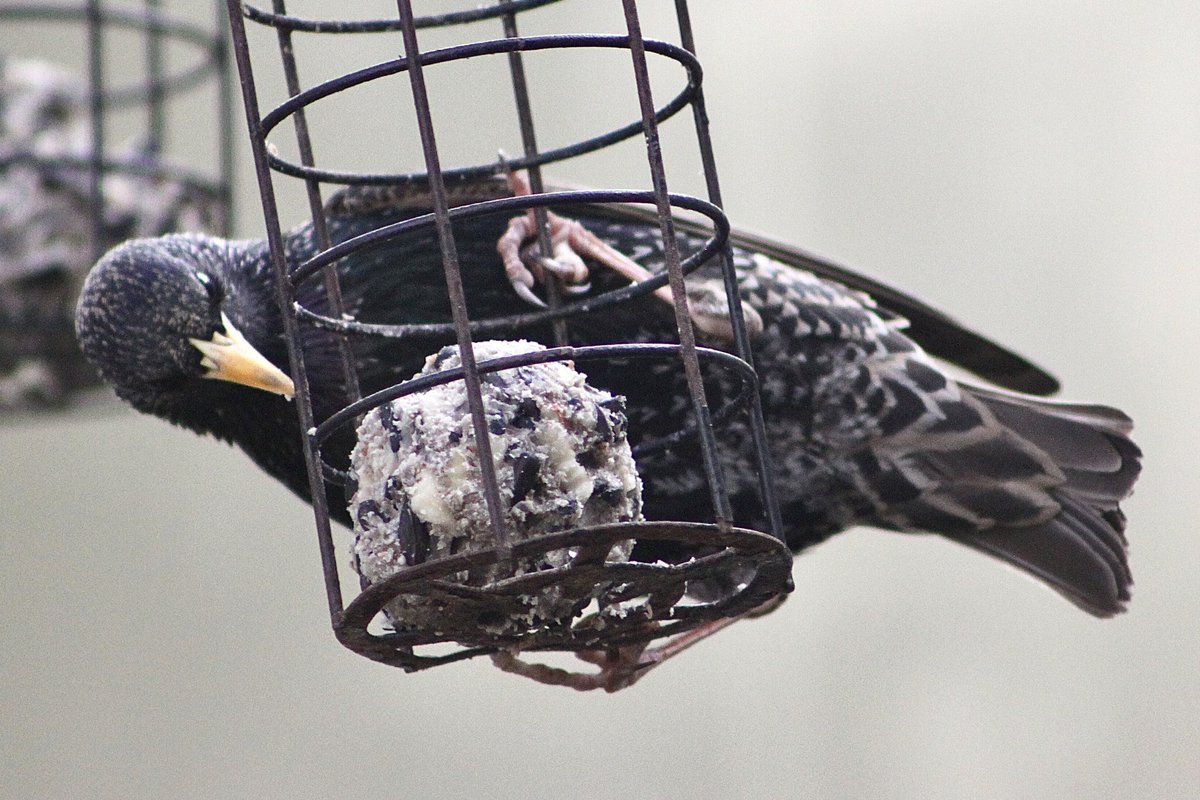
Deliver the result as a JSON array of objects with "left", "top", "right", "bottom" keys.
[
  {"left": 323, "top": 177, "right": 1060, "bottom": 395},
  {"left": 576, "top": 197, "right": 1060, "bottom": 397}
]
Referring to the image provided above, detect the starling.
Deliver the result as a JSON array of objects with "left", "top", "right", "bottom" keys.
[
  {"left": 0, "top": 57, "right": 221, "bottom": 412},
  {"left": 75, "top": 174, "right": 1140, "bottom": 617},
  {"left": 349, "top": 339, "right": 640, "bottom": 636}
]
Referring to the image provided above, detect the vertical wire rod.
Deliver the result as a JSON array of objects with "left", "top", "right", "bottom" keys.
[
  {"left": 85, "top": 0, "right": 105, "bottom": 263},
  {"left": 225, "top": 0, "right": 346, "bottom": 623},
  {"left": 215, "top": 0, "right": 236, "bottom": 237},
  {"left": 500, "top": 2, "right": 567, "bottom": 346},
  {"left": 270, "top": 0, "right": 363, "bottom": 410},
  {"left": 673, "top": 0, "right": 784, "bottom": 546},
  {"left": 394, "top": 0, "right": 511, "bottom": 556},
  {"left": 620, "top": 0, "right": 734, "bottom": 528},
  {"left": 144, "top": 0, "right": 165, "bottom": 154}
]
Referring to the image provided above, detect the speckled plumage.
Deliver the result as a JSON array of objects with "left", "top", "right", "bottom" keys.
[
  {"left": 75, "top": 176, "right": 1141, "bottom": 616},
  {"left": 0, "top": 57, "right": 220, "bottom": 411}
]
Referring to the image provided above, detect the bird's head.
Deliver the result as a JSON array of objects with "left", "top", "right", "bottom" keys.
[{"left": 75, "top": 233, "right": 294, "bottom": 418}]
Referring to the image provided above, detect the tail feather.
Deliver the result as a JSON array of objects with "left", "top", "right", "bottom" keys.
[
  {"left": 945, "top": 387, "right": 1141, "bottom": 616},
  {"left": 1055, "top": 462, "right": 1139, "bottom": 509},
  {"left": 858, "top": 375, "right": 1142, "bottom": 616},
  {"left": 971, "top": 387, "right": 1137, "bottom": 474},
  {"left": 969, "top": 387, "right": 1142, "bottom": 508},
  {"left": 950, "top": 494, "right": 1132, "bottom": 617}
]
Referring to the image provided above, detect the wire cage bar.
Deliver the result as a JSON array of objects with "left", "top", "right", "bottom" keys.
[
  {"left": 0, "top": 0, "right": 234, "bottom": 410},
  {"left": 0, "top": 1, "right": 234, "bottom": 246},
  {"left": 225, "top": 0, "right": 791, "bottom": 688}
]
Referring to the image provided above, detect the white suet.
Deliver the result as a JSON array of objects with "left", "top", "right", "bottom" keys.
[{"left": 349, "top": 339, "right": 642, "bottom": 636}]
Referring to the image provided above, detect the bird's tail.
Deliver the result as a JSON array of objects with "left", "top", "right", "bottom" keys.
[{"left": 942, "top": 387, "right": 1141, "bottom": 616}]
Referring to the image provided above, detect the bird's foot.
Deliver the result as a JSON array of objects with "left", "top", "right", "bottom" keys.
[
  {"left": 685, "top": 278, "right": 764, "bottom": 342},
  {"left": 497, "top": 170, "right": 760, "bottom": 345},
  {"left": 491, "top": 642, "right": 657, "bottom": 693},
  {"left": 498, "top": 169, "right": 670, "bottom": 309},
  {"left": 498, "top": 170, "right": 595, "bottom": 307},
  {"left": 490, "top": 596, "right": 784, "bottom": 691}
]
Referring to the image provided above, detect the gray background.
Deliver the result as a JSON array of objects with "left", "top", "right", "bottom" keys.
[{"left": 2, "top": 2, "right": 1197, "bottom": 798}]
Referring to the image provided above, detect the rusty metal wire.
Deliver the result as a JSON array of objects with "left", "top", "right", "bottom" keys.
[
  {"left": 0, "top": 1, "right": 235, "bottom": 254},
  {"left": 225, "top": 0, "right": 790, "bottom": 681}
]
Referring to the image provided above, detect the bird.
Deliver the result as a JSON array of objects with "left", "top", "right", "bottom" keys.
[
  {"left": 75, "top": 172, "right": 1140, "bottom": 620},
  {"left": 0, "top": 56, "right": 221, "bottom": 412}
]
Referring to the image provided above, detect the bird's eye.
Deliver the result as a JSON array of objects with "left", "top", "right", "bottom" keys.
[{"left": 196, "top": 271, "right": 223, "bottom": 307}]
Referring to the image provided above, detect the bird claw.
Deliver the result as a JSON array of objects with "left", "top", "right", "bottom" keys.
[
  {"left": 496, "top": 169, "right": 757, "bottom": 345},
  {"left": 502, "top": 248, "right": 587, "bottom": 308},
  {"left": 497, "top": 169, "right": 598, "bottom": 307},
  {"left": 532, "top": 255, "right": 591, "bottom": 295},
  {"left": 530, "top": 253, "right": 587, "bottom": 286},
  {"left": 512, "top": 280, "right": 547, "bottom": 308},
  {"left": 499, "top": 216, "right": 596, "bottom": 307}
]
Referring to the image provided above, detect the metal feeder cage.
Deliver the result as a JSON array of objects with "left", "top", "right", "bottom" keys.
[
  {"left": 0, "top": 0, "right": 234, "bottom": 408},
  {"left": 226, "top": 0, "right": 792, "bottom": 691}
]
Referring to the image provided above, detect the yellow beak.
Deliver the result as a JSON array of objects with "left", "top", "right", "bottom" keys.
[{"left": 189, "top": 312, "right": 295, "bottom": 400}]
